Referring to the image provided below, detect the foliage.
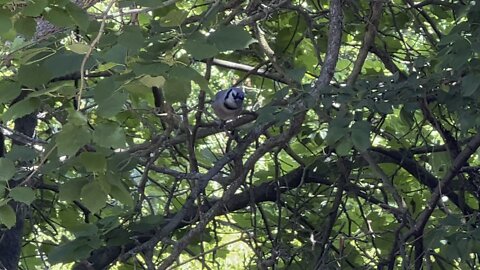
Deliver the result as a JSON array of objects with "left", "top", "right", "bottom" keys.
[{"left": 0, "top": 0, "right": 479, "bottom": 269}]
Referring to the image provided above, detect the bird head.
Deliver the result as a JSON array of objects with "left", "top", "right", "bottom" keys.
[{"left": 224, "top": 87, "right": 244, "bottom": 109}]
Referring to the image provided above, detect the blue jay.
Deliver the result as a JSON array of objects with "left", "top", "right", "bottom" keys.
[{"left": 212, "top": 87, "right": 245, "bottom": 120}]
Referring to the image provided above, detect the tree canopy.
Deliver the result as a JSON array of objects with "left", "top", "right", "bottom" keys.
[{"left": 1, "top": 0, "right": 480, "bottom": 269}]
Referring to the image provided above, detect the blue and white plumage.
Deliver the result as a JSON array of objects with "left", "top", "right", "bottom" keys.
[{"left": 212, "top": 87, "right": 245, "bottom": 120}]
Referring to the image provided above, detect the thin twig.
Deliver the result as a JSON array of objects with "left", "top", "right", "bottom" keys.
[{"left": 77, "top": 0, "right": 116, "bottom": 110}]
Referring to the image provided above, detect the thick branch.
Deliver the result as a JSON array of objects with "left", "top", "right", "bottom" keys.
[{"left": 347, "top": 0, "right": 384, "bottom": 85}]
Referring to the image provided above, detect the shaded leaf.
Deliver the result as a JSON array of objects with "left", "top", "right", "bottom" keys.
[
  {"left": 21, "top": 0, "right": 48, "bottom": 16},
  {"left": 6, "top": 145, "right": 37, "bottom": 162},
  {"left": 132, "top": 62, "right": 170, "bottom": 76},
  {"left": 2, "top": 98, "right": 40, "bottom": 122},
  {"left": 93, "top": 122, "right": 127, "bottom": 148},
  {"left": 0, "top": 10, "right": 12, "bottom": 34},
  {"left": 93, "top": 78, "right": 127, "bottom": 117},
  {"left": 42, "top": 52, "right": 96, "bottom": 78},
  {"left": 107, "top": 178, "right": 133, "bottom": 208},
  {"left": 48, "top": 236, "right": 100, "bottom": 264},
  {"left": 351, "top": 121, "right": 371, "bottom": 151},
  {"left": 59, "top": 178, "right": 88, "bottom": 202},
  {"left": 18, "top": 63, "right": 52, "bottom": 88},
  {"left": 208, "top": 25, "right": 256, "bottom": 51},
  {"left": 335, "top": 136, "right": 353, "bottom": 156},
  {"left": 462, "top": 73, "right": 480, "bottom": 96},
  {"left": 118, "top": 26, "right": 144, "bottom": 51},
  {"left": 44, "top": 6, "right": 74, "bottom": 27},
  {"left": 184, "top": 33, "right": 218, "bottom": 60},
  {"left": 14, "top": 16, "right": 36, "bottom": 38},
  {"left": 80, "top": 181, "right": 107, "bottom": 213},
  {"left": 0, "top": 81, "right": 21, "bottom": 104},
  {"left": 325, "top": 124, "right": 348, "bottom": 146},
  {"left": 159, "top": 9, "right": 188, "bottom": 26},
  {"left": 66, "top": 2, "right": 90, "bottom": 31},
  {"left": 163, "top": 76, "right": 191, "bottom": 103},
  {"left": 78, "top": 152, "right": 107, "bottom": 173},
  {"left": 0, "top": 158, "right": 15, "bottom": 182},
  {"left": 56, "top": 123, "right": 91, "bottom": 157},
  {"left": 0, "top": 204, "right": 16, "bottom": 229},
  {"left": 169, "top": 65, "right": 210, "bottom": 92},
  {"left": 9, "top": 187, "right": 35, "bottom": 205}
]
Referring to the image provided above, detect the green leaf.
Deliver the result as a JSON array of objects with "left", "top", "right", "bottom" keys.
[
  {"left": 139, "top": 75, "right": 165, "bottom": 88},
  {"left": 117, "top": 26, "right": 144, "bottom": 51},
  {"left": 67, "top": 43, "right": 90, "bottom": 54},
  {"left": 9, "top": 187, "right": 35, "bottom": 205},
  {"left": 208, "top": 25, "right": 256, "bottom": 52},
  {"left": 335, "top": 136, "right": 353, "bottom": 156},
  {"left": 159, "top": 9, "right": 188, "bottom": 26},
  {"left": 59, "top": 178, "right": 88, "bottom": 201},
  {"left": 0, "top": 81, "right": 21, "bottom": 104},
  {"left": 14, "top": 16, "right": 36, "bottom": 38},
  {"left": 17, "top": 47, "right": 54, "bottom": 65},
  {"left": 103, "top": 44, "right": 128, "bottom": 64},
  {"left": 462, "top": 73, "right": 480, "bottom": 97},
  {"left": 108, "top": 152, "right": 138, "bottom": 172},
  {"left": 351, "top": 121, "right": 371, "bottom": 151},
  {"left": 399, "top": 106, "right": 414, "bottom": 128},
  {"left": 48, "top": 236, "right": 100, "bottom": 264},
  {"left": 163, "top": 76, "right": 191, "bottom": 103},
  {"left": 44, "top": 6, "right": 74, "bottom": 27},
  {"left": 6, "top": 145, "right": 37, "bottom": 162},
  {"left": 66, "top": 2, "right": 90, "bottom": 31},
  {"left": 42, "top": 52, "right": 96, "bottom": 79},
  {"left": 98, "top": 91, "right": 128, "bottom": 118},
  {"left": 132, "top": 62, "right": 170, "bottom": 76},
  {"left": 78, "top": 152, "right": 107, "bottom": 173},
  {"left": 108, "top": 180, "right": 133, "bottom": 208},
  {"left": 67, "top": 109, "right": 88, "bottom": 126},
  {"left": 2, "top": 97, "right": 40, "bottom": 122},
  {"left": 93, "top": 122, "right": 127, "bottom": 148},
  {"left": 184, "top": 33, "right": 218, "bottom": 60},
  {"left": 169, "top": 65, "right": 210, "bottom": 92},
  {"left": 56, "top": 123, "right": 91, "bottom": 157},
  {"left": 0, "top": 204, "right": 16, "bottom": 229},
  {"left": 0, "top": 10, "right": 13, "bottom": 34},
  {"left": 93, "top": 78, "right": 127, "bottom": 117},
  {"left": 136, "top": 0, "right": 164, "bottom": 7},
  {"left": 17, "top": 63, "right": 52, "bottom": 88},
  {"left": 80, "top": 181, "right": 107, "bottom": 213},
  {"left": 0, "top": 158, "right": 15, "bottom": 182},
  {"left": 21, "top": 0, "right": 48, "bottom": 16},
  {"left": 325, "top": 125, "right": 348, "bottom": 146}
]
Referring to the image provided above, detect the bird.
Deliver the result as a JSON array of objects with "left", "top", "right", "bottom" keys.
[{"left": 212, "top": 87, "right": 245, "bottom": 120}]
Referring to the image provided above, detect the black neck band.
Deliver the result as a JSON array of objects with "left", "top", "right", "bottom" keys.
[{"left": 224, "top": 102, "right": 238, "bottom": 110}]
